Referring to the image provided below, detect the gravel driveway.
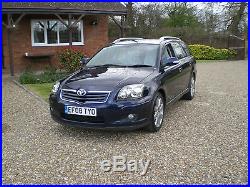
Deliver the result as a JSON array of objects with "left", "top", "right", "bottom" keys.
[{"left": 2, "top": 60, "right": 248, "bottom": 184}]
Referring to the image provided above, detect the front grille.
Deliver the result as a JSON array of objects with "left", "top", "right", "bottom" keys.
[
  {"left": 62, "top": 113, "right": 105, "bottom": 123},
  {"left": 61, "top": 89, "right": 110, "bottom": 103}
]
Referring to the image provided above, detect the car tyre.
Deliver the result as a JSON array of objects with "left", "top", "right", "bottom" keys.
[
  {"left": 146, "top": 92, "right": 165, "bottom": 132},
  {"left": 183, "top": 74, "right": 196, "bottom": 100}
]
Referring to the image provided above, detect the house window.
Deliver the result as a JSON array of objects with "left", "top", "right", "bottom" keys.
[
  {"left": 31, "top": 19, "right": 84, "bottom": 46},
  {"left": 58, "top": 21, "right": 69, "bottom": 43},
  {"left": 72, "top": 22, "right": 82, "bottom": 42},
  {"left": 46, "top": 20, "right": 58, "bottom": 44},
  {"left": 33, "top": 21, "right": 45, "bottom": 44}
]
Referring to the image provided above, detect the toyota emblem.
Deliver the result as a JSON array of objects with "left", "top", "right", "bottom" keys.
[{"left": 76, "top": 89, "right": 86, "bottom": 96}]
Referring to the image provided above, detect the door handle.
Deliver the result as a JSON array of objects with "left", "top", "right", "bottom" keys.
[{"left": 179, "top": 67, "right": 182, "bottom": 72}]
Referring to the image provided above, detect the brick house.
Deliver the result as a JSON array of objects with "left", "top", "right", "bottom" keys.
[{"left": 2, "top": 2, "right": 127, "bottom": 75}]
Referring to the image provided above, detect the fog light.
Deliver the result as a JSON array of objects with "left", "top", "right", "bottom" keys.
[{"left": 128, "top": 114, "right": 136, "bottom": 120}]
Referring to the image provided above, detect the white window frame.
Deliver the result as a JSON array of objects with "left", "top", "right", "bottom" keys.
[{"left": 31, "top": 19, "right": 84, "bottom": 47}]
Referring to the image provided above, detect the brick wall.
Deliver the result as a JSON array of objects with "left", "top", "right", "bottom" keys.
[{"left": 2, "top": 14, "right": 108, "bottom": 74}]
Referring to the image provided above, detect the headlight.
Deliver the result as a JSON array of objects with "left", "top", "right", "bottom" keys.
[
  {"left": 52, "top": 81, "right": 60, "bottom": 93},
  {"left": 117, "top": 84, "right": 145, "bottom": 100}
]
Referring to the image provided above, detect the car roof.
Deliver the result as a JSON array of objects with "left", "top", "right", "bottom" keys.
[{"left": 112, "top": 36, "right": 182, "bottom": 45}]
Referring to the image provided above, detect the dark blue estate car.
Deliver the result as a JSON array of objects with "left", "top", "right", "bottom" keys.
[{"left": 49, "top": 36, "right": 197, "bottom": 132}]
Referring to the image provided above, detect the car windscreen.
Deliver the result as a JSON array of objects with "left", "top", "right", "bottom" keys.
[{"left": 86, "top": 44, "right": 159, "bottom": 68}]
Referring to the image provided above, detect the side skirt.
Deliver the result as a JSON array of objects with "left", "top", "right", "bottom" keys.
[{"left": 165, "top": 88, "right": 189, "bottom": 107}]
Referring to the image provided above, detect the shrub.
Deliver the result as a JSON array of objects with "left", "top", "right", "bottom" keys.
[
  {"left": 19, "top": 69, "right": 68, "bottom": 84},
  {"left": 19, "top": 72, "right": 39, "bottom": 84},
  {"left": 57, "top": 48, "right": 85, "bottom": 73},
  {"left": 188, "top": 44, "right": 237, "bottom": 60}
]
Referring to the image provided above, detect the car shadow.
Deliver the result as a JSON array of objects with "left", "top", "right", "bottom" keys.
[{"left": 53, "top": 122, "right": 148, "bottom": 140}]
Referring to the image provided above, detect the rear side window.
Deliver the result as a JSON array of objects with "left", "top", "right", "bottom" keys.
[
  {"left": 171, "top": 42, "right": 186, "bottom": 59},
  {"left": 179, "top": 41, "right": 190, "bottom": 56}
]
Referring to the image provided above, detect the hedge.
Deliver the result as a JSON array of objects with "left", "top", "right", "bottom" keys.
[
  {"left": 19, "top": 69, "right": 68, "bottom": 84},
  {"left": 188, "top": 44, "right": 237, "bottom": 60}
]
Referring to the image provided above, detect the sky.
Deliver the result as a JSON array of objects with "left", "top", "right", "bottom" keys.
[{"left": 129, "top": 2, "right": 226, "bottom": 13}]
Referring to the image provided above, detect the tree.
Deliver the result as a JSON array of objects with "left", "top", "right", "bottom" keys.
[
  {"left": 225, "top": 2, "right": 247, "bottom": 36},
  {"left": 204, "top": 3, "right": 220, "bottom": 33},
  {"left": 126, "top": 2, "right": 135, "bottom": 36},
  {"left": 133, "top": 3, "right": 165, "bottom": 38},
  {"left": 163, "top": 3, "right": 201, "bottom": 28},
  {"left": 108, "top": 2, "right": 248, "bottom": 44}
]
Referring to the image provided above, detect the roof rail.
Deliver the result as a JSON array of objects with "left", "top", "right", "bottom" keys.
[
  {"left": 112, "top": 37, "right": 144, "bottom": 44},
  {"left": 159, "top": 36, "right": 180, "bottom": 42}
]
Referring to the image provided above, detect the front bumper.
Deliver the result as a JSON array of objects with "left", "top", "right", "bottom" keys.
[{"left": 49, "top": 94, "right": 153, "bottom": 130}]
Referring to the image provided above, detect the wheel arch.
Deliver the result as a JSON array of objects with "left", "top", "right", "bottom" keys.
[
  {"left": 192, "top": 72, "right": 196, "bottom": 81},
  {"left": 157, "top": 88, "right": 166, "bottom": 105}
]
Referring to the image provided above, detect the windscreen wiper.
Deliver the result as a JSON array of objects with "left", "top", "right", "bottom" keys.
[
  {"left": 88, "top": 64, "right": 127, "bottom": 68},
  {"left": 128, "top": 64, "right": 153, "bottom": 67}
]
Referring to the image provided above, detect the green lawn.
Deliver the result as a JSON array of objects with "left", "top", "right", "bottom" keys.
[{"left": 26, "top": 83, "right": 54, "bottom": 102}]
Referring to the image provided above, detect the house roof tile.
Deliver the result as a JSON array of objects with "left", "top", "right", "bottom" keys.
[{"left": 2, "top": 2, "right": 127, "bottom": 15}]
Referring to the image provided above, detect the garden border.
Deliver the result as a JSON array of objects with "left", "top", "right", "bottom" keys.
[{"left": 12, "top": 78, "right": 49, "bottom": 110}]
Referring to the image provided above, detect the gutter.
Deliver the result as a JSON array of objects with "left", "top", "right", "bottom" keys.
[{"left": 2, "top": 8, "right": 127, "bottom": 15}]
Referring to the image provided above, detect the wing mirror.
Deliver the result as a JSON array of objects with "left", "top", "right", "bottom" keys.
[
  {"left": 80, "top": 57, "right": 90, "bottom": 66},
  {"left": 168, "top": 57, "right": 179, "bottom": 64},
  {"left": 161, "top": 57, "right": 179, "bottom": 66}
]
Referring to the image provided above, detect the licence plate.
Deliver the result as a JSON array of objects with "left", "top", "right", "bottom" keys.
[{"left": 65, "top": 106, "right": 97, "bottom": 117}]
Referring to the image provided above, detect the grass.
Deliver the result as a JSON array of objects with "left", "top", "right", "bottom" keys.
[{"left": 26, "top": 83, "right": 54, "bottom": 102}]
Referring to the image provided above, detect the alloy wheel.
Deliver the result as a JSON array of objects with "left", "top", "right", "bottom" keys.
[
  {"left": 153, "top": 96, "right": 164, "bottom": 128},
  {"left": 190, "top": 77, "right": 195, "bottom": 97}
]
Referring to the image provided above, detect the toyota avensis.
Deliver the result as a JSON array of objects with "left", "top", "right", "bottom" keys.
[{"left": 49, "top": 36, "right": 197, "bottom": 132}]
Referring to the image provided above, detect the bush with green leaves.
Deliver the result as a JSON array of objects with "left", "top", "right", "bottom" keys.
[
  {"left": 188, "top": 44, "right": 237, "bottom": 60},
  {"left": 19, "top": 69, "right": 68, "bottom": 84},
  {"left": 57, "top": 48, "right": 85, "bottom": 73}
]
